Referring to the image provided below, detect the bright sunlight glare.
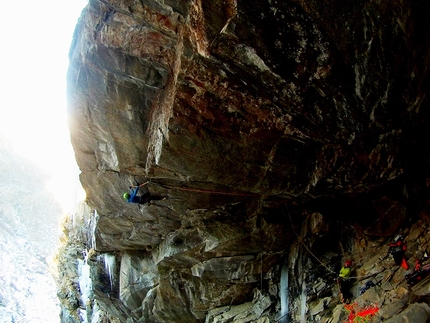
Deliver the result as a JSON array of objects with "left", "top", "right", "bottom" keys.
[{"left": 0, "top": 0, "right": 88, "bottom": 213}]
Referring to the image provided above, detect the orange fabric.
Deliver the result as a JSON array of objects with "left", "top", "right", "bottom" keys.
[
  {"left": 343, "top": 303, "right": 379, "bottom": 323},
  {"left": 401, "top": 258, "right": 409, "bottom": 270}
]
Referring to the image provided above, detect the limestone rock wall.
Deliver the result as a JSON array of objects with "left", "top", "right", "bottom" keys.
[{"left": 65, "top": 0, "right": 430, "bottom": 322}]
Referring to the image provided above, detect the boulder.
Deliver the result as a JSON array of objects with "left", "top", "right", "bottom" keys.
[{"left": 384, "top": 303, "right": 430, "bottom": 323}]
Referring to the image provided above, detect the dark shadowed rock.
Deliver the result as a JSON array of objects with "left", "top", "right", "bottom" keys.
[{"left": 63, "top": 0, "right": 430, "bottom": 322}]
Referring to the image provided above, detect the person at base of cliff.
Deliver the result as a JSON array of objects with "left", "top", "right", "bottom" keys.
[
  {"left": 388, "top": 235, "right": 409, "bottom": 270},
  {"left": 405, "top": 251, "right": 430, "bottom": 285},
  {"left": 123, "top": 180, "right": 167, "bottom": 205},
  {"left": 337, "top": 260, "right": 352, "bottom": 303}
]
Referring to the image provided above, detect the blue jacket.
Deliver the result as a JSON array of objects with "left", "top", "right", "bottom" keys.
[{"left": 127, "top": 187, "right": 140, "bottom": 203}]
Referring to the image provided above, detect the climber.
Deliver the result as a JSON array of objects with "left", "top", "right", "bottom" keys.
[
  {"left": 123, "top": 180, "right": 167, "bottom": 205},
  {"left": 123, "top": 181, "right": 147, "bottom": 203},
  {"left": 387, "top": 235, "right": 409, "bottom": 270},
  {"left": 337, "top": 260, "right": 352, "bottom": 302}
]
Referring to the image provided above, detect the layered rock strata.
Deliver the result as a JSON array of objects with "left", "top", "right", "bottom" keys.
[{"left": 65, "top": 0, "right": 430, "bottom": 322}]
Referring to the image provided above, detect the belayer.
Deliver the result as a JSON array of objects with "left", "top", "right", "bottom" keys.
[
  {"left": 387, "top": 235, "right": 409, "bottom": 270},
  {"left": 405, "top": 251, "right": 430, "bottom": 285},
  {"left": 123, "top": 180, "right": 167, "bottom": 205},
  {"left": 337, "top": 260, "right": 352, "bottom": 303}
]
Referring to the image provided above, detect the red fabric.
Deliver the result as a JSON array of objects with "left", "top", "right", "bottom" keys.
[
  {"left": 389, "top": 240, "right": 409, "bottom": 269},
  {"left": 401, "top": 258, "right": 409, "bottom": 270},
  {"left": 343, "top": 303, "right": 379, "bottom": 323},
  {"left": 415, "top": 260, "right": 421, "bottom": 271},
  {"left": 389, "top": 241, "right": 407, "bottom": 251}
]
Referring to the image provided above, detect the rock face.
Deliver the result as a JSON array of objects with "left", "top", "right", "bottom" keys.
[{"left": 65, "top": 0, "right": 430, "bottom": 322}]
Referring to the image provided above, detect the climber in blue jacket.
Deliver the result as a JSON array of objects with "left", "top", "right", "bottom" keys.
[
  {"left": 123, "top": 181, "right": 149, "bottom": 204},
  {"left": 123, "top": 180, "right": 167, "bottom": 204}
]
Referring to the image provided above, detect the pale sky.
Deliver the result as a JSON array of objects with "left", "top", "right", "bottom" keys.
[{"left": 0, "top": 0, "right": 88, "bottom": 213}]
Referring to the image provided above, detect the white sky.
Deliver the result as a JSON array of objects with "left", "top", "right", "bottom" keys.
[{"left": 0, "top": 0, "right": 89, "bottom": 213}]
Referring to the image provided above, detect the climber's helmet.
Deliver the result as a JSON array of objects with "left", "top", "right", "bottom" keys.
[
  {"left": 123, "top": 192, "right": 130, "bottom": 200},
  {"left": 345, "top": 260, "right": 352, "bottom": 268}
]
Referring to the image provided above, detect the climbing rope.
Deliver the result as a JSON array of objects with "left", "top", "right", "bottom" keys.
[
  {"left": 274, "top": 312, "right": 289, "bottom": 323},
  {"left": 152, "top": 182, "right": 260, "bottom": 197},
  {"left": 285, "top": 203, "right": 336, "bottom": 274},
  {"left": 284, "top": 202, "right": 390, "bottom": 281},
  {"left": 129, "top": 181, "right": 148, "bottom": 188}
]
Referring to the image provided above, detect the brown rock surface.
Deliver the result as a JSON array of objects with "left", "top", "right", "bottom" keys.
[{"left": 62, "top": 0, "right": 430, "bottom": 322}]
